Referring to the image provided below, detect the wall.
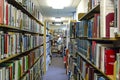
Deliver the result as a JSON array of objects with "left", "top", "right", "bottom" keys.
[{"left": 76, "top": 0, "right": 89, "bottom": 21}]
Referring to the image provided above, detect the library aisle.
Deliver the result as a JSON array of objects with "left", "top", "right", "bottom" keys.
[{"left": 43, "top": 54, "right": 68, "bottom": 80}]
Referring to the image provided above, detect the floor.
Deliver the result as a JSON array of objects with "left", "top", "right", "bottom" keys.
[{"left": 43, "top": 53, "right": 68, "bottom": 80}]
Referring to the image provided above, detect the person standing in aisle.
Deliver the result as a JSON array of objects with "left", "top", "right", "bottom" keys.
[{"left": 57, "top": 35, "right": 63, "bottom": 56}]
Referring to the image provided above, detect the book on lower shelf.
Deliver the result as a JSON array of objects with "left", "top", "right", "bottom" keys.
[{"left": 0, "top": 47, "right": 43, "bottom": 80}]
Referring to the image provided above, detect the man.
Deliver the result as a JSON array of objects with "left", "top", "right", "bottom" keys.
[{"left": 57, "top": 35, "right": 62, "bottom": 56}]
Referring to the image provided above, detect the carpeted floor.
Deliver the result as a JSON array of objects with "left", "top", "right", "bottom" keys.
[{"left": 43, "top": 53, "right": 68, "bottom": 80}]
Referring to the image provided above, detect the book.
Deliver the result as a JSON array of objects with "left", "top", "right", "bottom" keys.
[
  {"left": 105, "top": 49, "right": 116, "bottom": 75},
  {"left": 88, "top": 21, "right": 93, "bottom": 38},
  {"left": 93, "top": 14, "right": 100, "bottom": 38},
  {"left": 115, "top": 0, "right": 120, "bottom": 34},
  {"left": 100, "top": 0, "right": 114, "bottom": 38},
  {"left": 116, "top": 53, "right": 120, "bottom": 80},
  {"left": 0, "top": 0, "right": 4, "bottom": 24}
]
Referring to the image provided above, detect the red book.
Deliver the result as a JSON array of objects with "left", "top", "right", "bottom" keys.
[
  {"left": 4, "top": 34, "right": 8, "bottom": 58},
  {"left": 9, "top": 65, "right": 13, "bottom": 80},
  {"left": 106, "top": 13, "right": 114, "bottom": 38},
  {"left": 6, "top": 2, "right": 8, "bottom": 25},
  {"left": 0, "top": 0, "right": 4, "bottom": 24},
  {"left": 105, "top": 49, "right": 116, "bottom": 75},
  {"left": 93, "top": 14, "right": 100, "bottom": 38}
]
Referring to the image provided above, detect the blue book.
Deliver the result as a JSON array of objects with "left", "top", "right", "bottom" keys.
[{"left": 88, "top": 21, "right": 93, "bottom": 38}]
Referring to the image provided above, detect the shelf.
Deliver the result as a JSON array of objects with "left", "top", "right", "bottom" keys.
[
  {"left": 77, "top": 52, "right": 111, "bottom": 80},
  {"left": 79, "top": 4, "right": 100, "bottom": 20},
  {"left": 0, "top": 25, "right": 42, "bottom": 35},
  {"left": 77, "top": 36, "right": 88, "bottom": 40},
  {"left": 7, "top": 0, "right": 44, "bottom": 26},
  {"left": 78, "top": 47, "right": 87, "bottom": 53},
  {"left": 0, "top": 44, "right": 43, "bottom": 64},
  {"left": 20, "top": 53, "right": 43, "bottom": 79},
  {"left": 70, "top": 37, "right": 76, "bottom": 39},
  {"left": 73, "top": 63, "right": 84, "bottom": 80},
  {"left": 87, "top": 38, "right": 120, "bottom": 43},
  {"left": 39, "top": 34, "right": 44, "bottom": 36},
  {"left": 115, "top": 34, "right": 120, "bottom": 38}
]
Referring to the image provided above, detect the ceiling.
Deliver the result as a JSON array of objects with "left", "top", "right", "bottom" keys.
[{"left": 34, "top": 0, "right": 81, "bottom": 18}]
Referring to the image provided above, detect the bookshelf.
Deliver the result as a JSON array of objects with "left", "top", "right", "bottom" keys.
[
  {"left": 43, "top": 21, "right": 51, "bottom": 73},
  {"left": 77, "top": 52, "right": 111, "bottom": 80},
  {"left": 0, "top": 0, "right": 44, "bottom": 80},
  {"left": 0, "top": 25, "right": 43, "bottom": 36},
  {"left": 7, "top": 0, "right": 44, "bottom": 26},
  {"left": 20, "top": 53, "right": 43, "bottom": 79},
  {"left": 68, "top": 0, "right": 120, "bottom": 80},
  {"left": 0, "top": 44, "right": 43, "bottom": 64}
]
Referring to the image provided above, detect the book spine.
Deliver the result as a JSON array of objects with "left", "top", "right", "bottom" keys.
[
  {"left": 0, "top": 0, "right": 4, "bottom": 24},
  {"left": 1, "top": 34, "right": 4, "bottom": 59},
  {"left": 116, "top": 53, "right": 120, "bottom": 80},
  {"left": 100, "top": 0, "right": 114, "bottom": 38},
  {"left": 5, "top": 1, "right": 8, "bottom": 25}
]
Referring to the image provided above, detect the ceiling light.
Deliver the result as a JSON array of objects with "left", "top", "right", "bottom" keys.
[
  {"left": 47, "top": 0, "right": 71, "bottom": 9},
  {"left": 56, "top": 24, "right": 61, "bottom": 25}
]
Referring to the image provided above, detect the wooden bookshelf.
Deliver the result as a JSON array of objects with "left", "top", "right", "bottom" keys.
[
  {"left": 0, "top": 44, "right": 43, "bottom": 64},
  {"left": 115, "top": 34, "right": 120, "bottom": 38},
  {"left": 79, "top": 4, "right": 100, "bottom": 20},
  {"left": 76, "top": 68, "right": 84, "bottom": 80},
  {"left": 77, "top": 52, "right": 112, "bottom": 80},
  {"left": 87, "top": 38, "right": 120, "bottom": 43},
  {"left": 78, "top": 47, "right": 87, "bottom": 53},
  {"left": 77, "top": 36, "right": 88, "bottom": 40},
  {"left": 0, "top": 25, "right": 43, "bottom": 35},
  {"left": 70, "top": 37, "right": 76, "bottom": 39},
  {"left": 73, "top": 63, "right": 84, "bottom": 80},
  {"left": 7, "top": 0, "right": 44, "bottom": 26},
  {"left": 20, "top": 53, "right": 43, "bottom": 79}
]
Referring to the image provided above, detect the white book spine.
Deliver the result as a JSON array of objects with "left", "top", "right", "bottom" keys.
[
  {"left": 100, "top": 0, "right": 114, "bottom": 38},
  {"left": 15, "top": 60, "right": 19, "bottom": 80}
]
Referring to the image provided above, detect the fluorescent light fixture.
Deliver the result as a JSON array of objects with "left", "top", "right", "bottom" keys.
[
  {"left": 56, "top": 24, "right": 61, "bottom": 25},
  {"left": 47, "top": 0, "right": 71, "bottom": 9},
  {"left": 51, "top": 17, "right": 66, "bottom": 22}
]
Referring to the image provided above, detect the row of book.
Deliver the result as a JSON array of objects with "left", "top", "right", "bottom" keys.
[
  {"left": 0, "top": 32, "right": 43, "bottom": 60},
  {"left": 76, "top": 21, "right": 88, "bottom": 38},
  {"left": 21, "top": 58, "right": 44, "bottom": 80},
  {"left": 0, "top": 47, "right": 43, "bottom": 80},
  {"left": 89, "top": 41, "right": 119, "bottom": 75},
  {"left": 70, "top": 22, "right": 76, "bottom": 38},
  {"left": 76, "top": 43, "right": 120, "bottom": 79},
  {"left": 68, "top": 39, "right": 77, "bottom": 55},
  {"left": 46, "top": 42, "right": 50, "bottom": 56},
  {"left": 75, "top": 12, "right": 116, "bottom": 38},
  {"left": 0, "top": 0, "right": 43, "bottom": 33},
  {"left": 76, "top": 55, "right": 108, "bottom": 80},
  {"left": 21, "top": 34, "right": 43, "bottom": 52},
  {"left": 74, "top": 0, "right": 120, "bottom": 38},
  {"left": 76, "top": 39, "right": 88, "bottom": 57},
  {"left": 46, "top": 41, "right": 51, "bottom": 71},
  {"left": 16, "top": 0, "right": 44, "bottom": 22}
]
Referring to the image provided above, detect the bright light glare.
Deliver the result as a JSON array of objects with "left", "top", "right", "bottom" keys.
[
  {"left": 56, "top": 24, "right": 61, "bottom": 25},
  {"left": 51, "top": 17, "right": 66, "bottom": 22},
  {"left": 47, "top": 0, "right": 71, "bottom": 9}
]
